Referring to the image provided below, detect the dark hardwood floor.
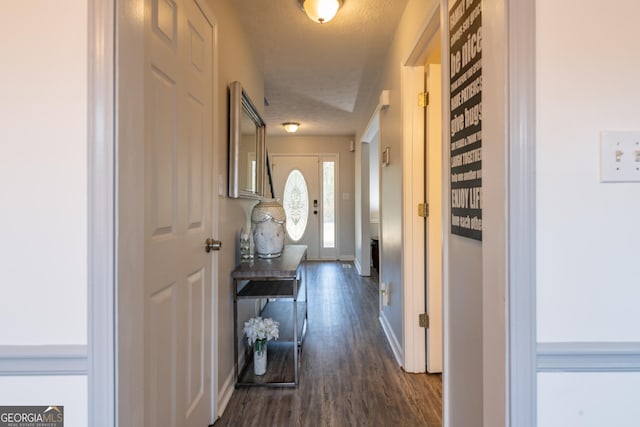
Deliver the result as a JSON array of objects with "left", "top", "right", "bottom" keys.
[{"left": 213, "top": 261, "right": 442, "bottom": 427}]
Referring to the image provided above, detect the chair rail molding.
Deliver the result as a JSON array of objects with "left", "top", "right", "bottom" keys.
[
  {"left": 0, "top": 345, "right": 88, "bottom": 376},
  {"left": 538, "top": 342, "right": 640, "bottom": 372}
]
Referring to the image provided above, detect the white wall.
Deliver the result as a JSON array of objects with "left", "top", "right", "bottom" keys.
[
  {"left": 539, "top": 373, "right": 640, "bottom": 427},
  {"left": 444, "top": 0, "right": 485, "bottom": 423},
  {"left": 369, "top": 133, "right": 380, "bottom": 224},
  {"left": 0, "top": 376, "right": 88, "bottom": 427},
  {"left": 536, "top": 0, "right": 640, "bottom": 424},
  {"left": 0, "top": 0, "right": 87, "bottom": 346},
  {"left": 0, "top": 2, "right": 88, "bottom": 425},
  {"left": 536, "top": 0, "right": 640, "bottom": 343},
  {"left": 0, "top": 0, "right": 88, "bottom": 427}
]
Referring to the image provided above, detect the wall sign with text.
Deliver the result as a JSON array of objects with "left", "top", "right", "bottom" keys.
[{"left": 449, "top": 0, "right": 482, "bottom": 241}]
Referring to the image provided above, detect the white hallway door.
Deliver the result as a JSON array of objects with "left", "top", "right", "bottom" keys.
[
  {"left": 425, "top": 64, "right": 443, "bottom": 373},
  {"left": 144, "top": 0, "right": 215, "bottom": 426}
]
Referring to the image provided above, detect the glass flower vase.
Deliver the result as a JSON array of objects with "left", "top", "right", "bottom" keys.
[
  {"left": 239, "top": 229, "right": 252, "bottom": 263},
  {"left": 253, "top": 339, "right": 267, "bottom": 376}
]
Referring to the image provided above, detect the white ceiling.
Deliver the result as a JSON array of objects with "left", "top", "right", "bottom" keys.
[{"left": 230, "top": 0, "right": 409, "bottom": 136}]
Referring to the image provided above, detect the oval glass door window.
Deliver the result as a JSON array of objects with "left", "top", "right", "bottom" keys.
[{"left": 282, "top": 169, "right": 309, "bottom": 242}]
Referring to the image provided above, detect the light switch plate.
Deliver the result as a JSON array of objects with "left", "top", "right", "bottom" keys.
[{"left": 600, "top": 131, "right": 640, "bottom": 183}]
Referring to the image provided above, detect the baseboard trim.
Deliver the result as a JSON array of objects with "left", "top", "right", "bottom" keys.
[
  {"left": 217, "top": 369, "right": 236, "bottom": 419},
  {"left": 354, "top": 258, "right": 363, "bottom": 275},
  {"left": 537, "top": 342, "right": 640, "bottom": 372},
  {"left": 353, "top": 258, "right": 372, "bottom": 277},
  {"left": 0, "top": 345, "right": 88, "bottom": 376},
  {"left": 379, "top": 312, "right": 403, "bottom": 367}
]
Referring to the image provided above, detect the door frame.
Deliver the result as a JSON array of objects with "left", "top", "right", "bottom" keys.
[
  {"left": 93, "top": 0, "right": 536, "bottom": 424},
  {"left": 88, "top": 0, "right": 116, "bottom": 425},
  {"left": 359, "top": 113, "right": 382, "bottom": 277},
  {"left": 400, "top": 63, "right": 428, "bottom": 373},
  {"left": 400, "top": 1, "right": 442, "bottom": 375},
  {"left": 401, "top": 26, "right": 444, "bottom": 376},
  {"left": 89, "top": 0, "right": 222, "bottom": 424},
  {"left": 424, "top": 63, "right": 443, "bottom": 374},
  {"left": 504, "top": 0, "right": 537, "bottom": 425}
]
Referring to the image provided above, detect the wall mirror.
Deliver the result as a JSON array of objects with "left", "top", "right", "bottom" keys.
[{"left": 228, "top": 81, "right": 266, "bottom": 199}]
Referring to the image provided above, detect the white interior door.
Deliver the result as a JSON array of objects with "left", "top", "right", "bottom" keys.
[
  {"left": 144, "top": 0, "right": 214, "bottom": 425},
  {"left": 425, "top": 64, "right": 443, "bottom": 373},
  {"left": 270, "top": 155, "right": 320, "bottom": 259}
]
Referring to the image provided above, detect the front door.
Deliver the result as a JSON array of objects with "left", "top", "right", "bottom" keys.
[
  {"left": 144, "top": 0, "right": 215, "bottom": 425},
  {"left": 270, "top": 154, "right": 339, "bottom": 260},
  {"left": 270, "top": 155, "right": 321, "bottom": 259}
]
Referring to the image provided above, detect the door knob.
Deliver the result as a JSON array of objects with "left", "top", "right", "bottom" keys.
[{"left": 205, "top": 238, "right": 222, "bottom": 253}]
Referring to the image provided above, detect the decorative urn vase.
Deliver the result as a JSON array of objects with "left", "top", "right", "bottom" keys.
[{"left": 251, "top": 199, "right": 286, "bottom": 258}]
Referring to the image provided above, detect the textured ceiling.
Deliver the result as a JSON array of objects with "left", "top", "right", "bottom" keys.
[{"left": 230, "top": 0, "right": 409, "bottom": 136}]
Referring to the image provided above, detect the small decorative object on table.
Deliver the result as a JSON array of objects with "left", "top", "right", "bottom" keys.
[
  {"left": 251, "top": 199, "right": 286, "bottom": 259},
  {"left": 239, "top": 229, "right": 252, "bottom": 263},
  {"left": 243, "top": 316, "right": 280, "bottom": 376}
]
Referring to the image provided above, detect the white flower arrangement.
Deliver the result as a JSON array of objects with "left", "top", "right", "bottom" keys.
[{"left": 243, "top": 316, "right": 280, "bottom": 349}]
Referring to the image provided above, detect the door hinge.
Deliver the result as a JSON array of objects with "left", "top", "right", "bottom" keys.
[
  {"left": 418, "top": 92, "right": 429, "bottom": 108},
  {"left": 418, "top": 203, "right": 429, "bottom": 218},
  {"left": 419, "top": 313, "right": 429, "bottom": 328}
]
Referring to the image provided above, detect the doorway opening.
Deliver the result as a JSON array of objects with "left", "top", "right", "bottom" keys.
[
  {"left": 359, "top": 115, "right": 380, "bottom": 279},
  {"left": 398, "top": 5, "right": 444, "bottom": 375}
]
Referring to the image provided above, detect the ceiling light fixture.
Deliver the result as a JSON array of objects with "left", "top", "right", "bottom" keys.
[
  {"left": 298, "top": 0, "right": 343, "bottom": 24},
  {"left": 282, "top": 122, "right": 301, "bottom": 133}
]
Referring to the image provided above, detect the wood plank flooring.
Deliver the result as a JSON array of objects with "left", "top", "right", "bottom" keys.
[{"left": 213, "top": 261, "right": 442, "bottom": 427}]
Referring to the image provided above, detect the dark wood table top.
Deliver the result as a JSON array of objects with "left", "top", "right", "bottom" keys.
[{"left": 231, "top": 245, "right": 307, "bottom": 279}]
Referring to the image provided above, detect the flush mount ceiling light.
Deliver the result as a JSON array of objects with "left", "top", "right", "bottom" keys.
[
  {"left": 282, "top": 122, "right": 301, "bottom": 133},
  {"left": 298, "top": 0, "right": 343, "bottom": 24}
]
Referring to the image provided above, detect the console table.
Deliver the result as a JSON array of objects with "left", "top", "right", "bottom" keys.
[{"left": 231, "top": 244, "right": 307, "bottom": 387}]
